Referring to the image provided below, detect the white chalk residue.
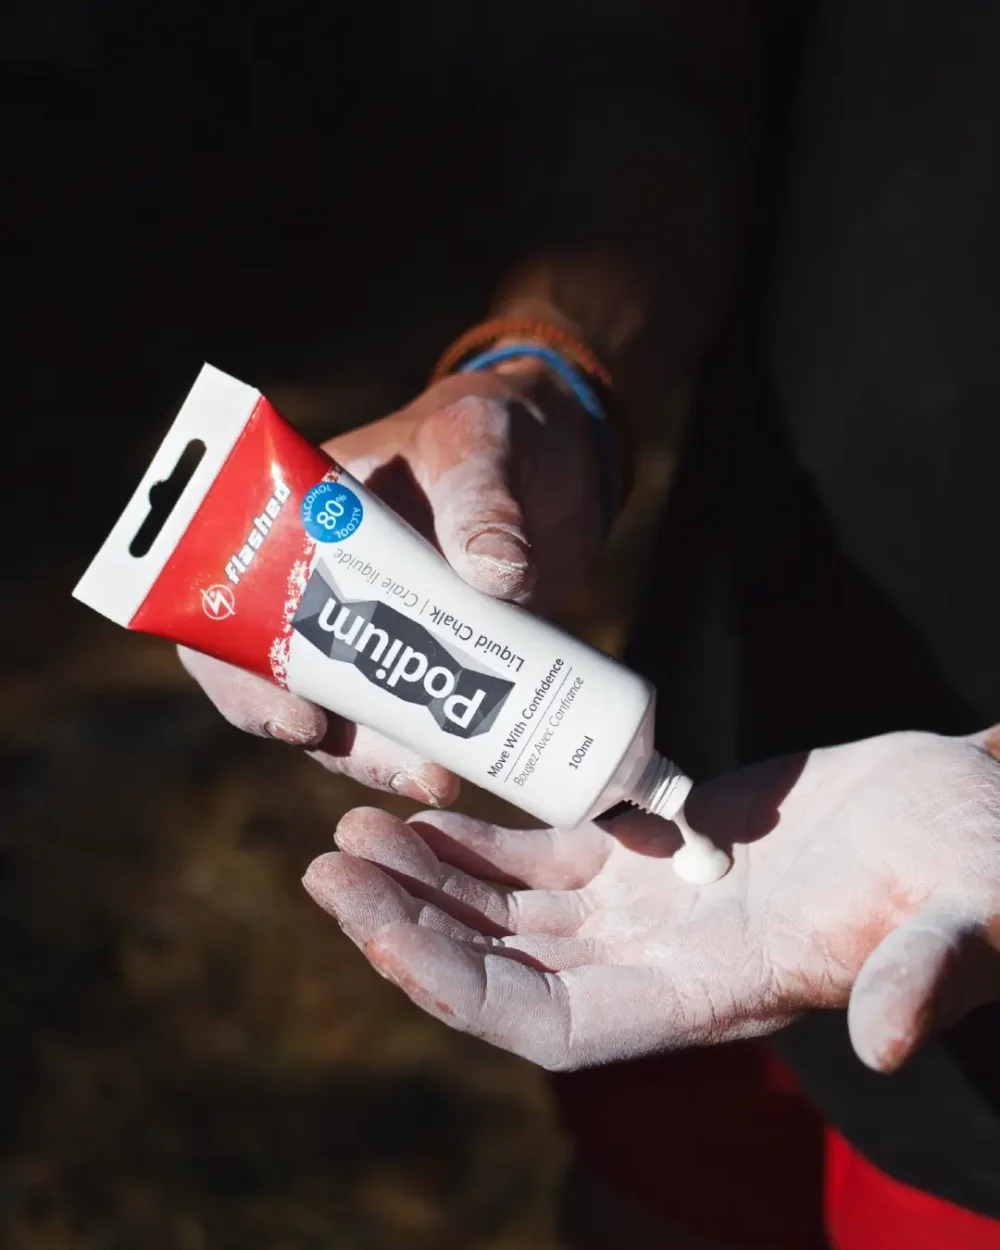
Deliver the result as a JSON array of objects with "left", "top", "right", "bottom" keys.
[
  {"left": 270, "top": 551, "right": 314, "bottom": 687},
  {"left": 269, "top": 468, "right": 335, "bottom": 686}
]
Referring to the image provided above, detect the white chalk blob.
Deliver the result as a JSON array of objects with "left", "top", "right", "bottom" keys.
[
  {"left": 670, "top": 809, "right": 732, "bottom": 885},
  {"left": 627, "top": 758, "right": 732, "bottom": 884}
]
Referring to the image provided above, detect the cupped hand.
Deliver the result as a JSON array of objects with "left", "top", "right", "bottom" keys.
[
  {"left": 302, "top": 727, "right": 1000, "bottom": 1071},
  {"left": 181, "top": 364, "right": 601, "bottom": 804}
]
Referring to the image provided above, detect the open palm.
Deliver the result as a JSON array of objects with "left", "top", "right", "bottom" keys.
[{"left": 304, "top": 728, "right": 1000, "bottom": 1072}]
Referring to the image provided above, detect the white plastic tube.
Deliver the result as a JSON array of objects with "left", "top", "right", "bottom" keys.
[{"left": 74, "top": 365, "right": 730, "bottom": 883}]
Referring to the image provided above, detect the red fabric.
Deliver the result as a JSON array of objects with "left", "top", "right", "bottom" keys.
[
  {"left": 825, "top": 1128, "right": 1000, "bottom": 1250},
  {"left": 551, "top": 1041, "right": 826, "bottom": 1248},
  {"left": 551, "top": 1040, "right": 1000, "bottom": 1249}
]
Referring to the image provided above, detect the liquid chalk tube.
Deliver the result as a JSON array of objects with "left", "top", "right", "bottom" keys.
[{"left": 74, "top": 365, "right": 730, "bottom": 884}]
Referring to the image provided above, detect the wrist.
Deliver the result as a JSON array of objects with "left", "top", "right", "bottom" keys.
[
  {"left": 431, "top": 319, "right": 633, "bottom": 536},
  {"left": 452, "top": 339, "right": 629, "bottom": 537},
  {"left": 488, "top": 350, "right": 590, "bottom": 422},
  {"left": 490, "top": 252, "right": 648, "bottom": 362}
]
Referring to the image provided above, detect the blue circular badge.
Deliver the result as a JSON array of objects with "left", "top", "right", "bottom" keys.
[{"left": 301, "top": 480, "right": 364, "bottom": 543}]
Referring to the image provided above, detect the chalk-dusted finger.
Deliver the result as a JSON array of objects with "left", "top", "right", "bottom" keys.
[
  {"left": 413, "top": 384, "right": 535, "bottom": 601},
  {"left": 179, "top": 646, "right": 327, "bottom": 746},
  {"left": 302, "top": 852, "right": 483, "bottom": 950},
  {"left": 180, "top": 646, "right": 458, "bottom": 804},
  {"left": 307, "top": 722, "right": 459, "bottom": 807},
  {"left": 406, "top": 809, "right": 612, "bottom": 890},
  {"left": 336, "top": 807, "right": 595, "bottom": 935}
]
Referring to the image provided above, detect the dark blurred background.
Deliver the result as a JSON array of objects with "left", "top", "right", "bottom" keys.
[{"left": 4, "top": 4, "right": 682, "bottom": 1246}]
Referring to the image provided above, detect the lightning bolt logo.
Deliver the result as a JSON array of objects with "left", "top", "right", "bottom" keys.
[{"left": 201, "top": 584, "right": 236, "bottom": 620}]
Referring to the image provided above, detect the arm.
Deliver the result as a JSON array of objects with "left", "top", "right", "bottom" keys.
[{"left": 488, "top": 1, "right": 758, "bottom": 415}]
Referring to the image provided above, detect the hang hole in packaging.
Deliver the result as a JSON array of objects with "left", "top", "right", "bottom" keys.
[{"left": 128, "top": 439, "right": 206, "bottom": 557}]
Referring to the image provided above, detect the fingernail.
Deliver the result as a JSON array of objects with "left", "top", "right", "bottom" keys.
[
  {"left": 390, "top": 770, "right": 461, "bottom": 807},
  {"left": 263, "top": 716, "right": 325, "bottom": 747},
  {"left": 390, "top": 772, "right": 439, "bottom": 804},
  {"left": 368, "top": 954, "right": 397, "bottom": 983},
  {"left": 466, "top": 527, "right": 531, "bottom": 569},
  {"left": 301, "top": 861, "right": 337, "bottom": 910},
  {"left": 365, "top": 940, "right": 405, "bottom": 988}
]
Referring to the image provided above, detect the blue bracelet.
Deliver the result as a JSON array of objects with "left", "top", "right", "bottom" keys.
[{"left": 457, "top": 343, "right": 619, "bottom": 535}]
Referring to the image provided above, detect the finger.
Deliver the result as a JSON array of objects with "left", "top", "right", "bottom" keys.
[
  {"left": 366, "top": 923, "right": 576, "bottom": 1066},
  {"left": 180, "top": 645, "right": 457, "bottom": 803},
  {"left": 304, "top": 851, "right": 602, "bottom": 970},
  {"left": 404, "top": 809, "right": 612, "bottom": 890},
  {"left": 498, "top": 933, "right": 608, "bottom": 971},
  {"left": 413, "top": 385, "right": 535, "bottom": 600},
  {"left": 308, "top": 723, "right": 460, "bottom": 807},
  {"left": 848, "top": 907, "right": 1000, "bottom": 1073},
  {"left": 366, "top": 927, "right": 716, "bottom": 1069},
  {"left": 302, "top": 851, "right": 484, "bottom": 948},
  {"left": 179, "top": 646, "right": 327, "bottom": 745},
  {"left": 335, "top": 807, "right": 595, "bottom": 935}
]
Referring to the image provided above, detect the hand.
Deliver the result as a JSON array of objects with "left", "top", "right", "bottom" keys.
[
  {"left": 302, "top": 727, "right": 1000, "bottom": 1071},
  {"left": 181, "top": 363, "right": 601, "bottom": 804}
]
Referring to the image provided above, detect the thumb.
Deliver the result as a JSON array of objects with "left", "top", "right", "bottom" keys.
[
  {"left": 413, "top": 387, "right": 536, "bottom": 601},
  {"left": 848, "top": 906, "right": 1000, "bottom": 1073}
]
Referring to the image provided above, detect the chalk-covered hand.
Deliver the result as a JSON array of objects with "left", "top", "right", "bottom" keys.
[
  {"left": 303, "top": 727, "right": 1000, "bottom": 1072},
  {"left": 180, "top": 363, "right": 600, "bottom": 804}
]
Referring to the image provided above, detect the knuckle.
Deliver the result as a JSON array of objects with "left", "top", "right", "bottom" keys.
[{"left": 423, "top": 395, "right": 512, "bottom": 452}]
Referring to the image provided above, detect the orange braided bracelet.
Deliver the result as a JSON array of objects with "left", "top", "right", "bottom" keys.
[{"left": 430, "top": 318, "right": 614, "bottom": 390}]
